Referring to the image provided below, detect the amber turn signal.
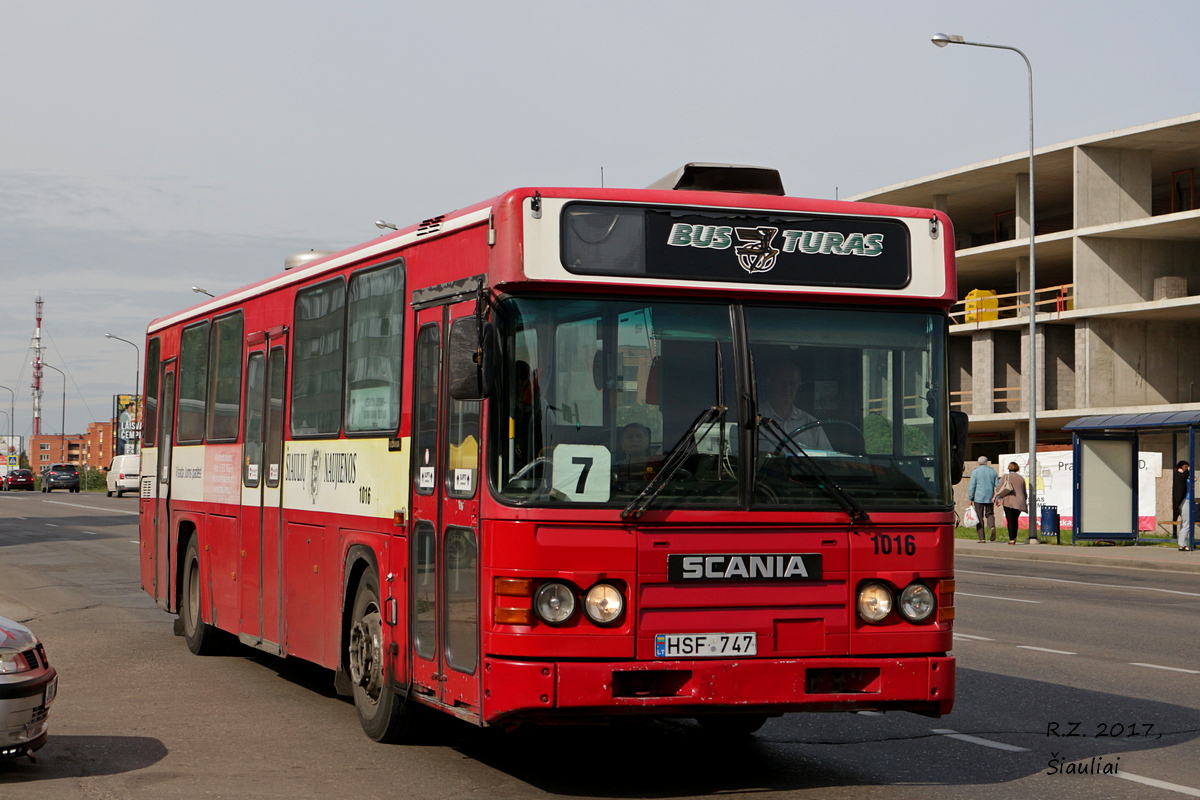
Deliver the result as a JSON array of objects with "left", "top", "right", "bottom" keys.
[
  {"left": 495, "top": 607, "right": 532, "bottom": 625},
  {"left": 495, "top": 578, "right": 534, "bottom": 597}
]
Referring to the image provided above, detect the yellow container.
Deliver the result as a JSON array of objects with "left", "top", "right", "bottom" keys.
[{"left": 964, "top": 289, "right": 999, "bottom": 322}]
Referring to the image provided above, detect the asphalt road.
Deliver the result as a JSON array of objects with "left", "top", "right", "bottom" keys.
[{"left": 1, "top": 493, "right": 1197, "bottom": 799}]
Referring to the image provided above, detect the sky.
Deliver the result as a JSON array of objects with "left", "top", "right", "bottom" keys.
[{"left": 1, "top": 0, "right": 1196, "bottom": 441}]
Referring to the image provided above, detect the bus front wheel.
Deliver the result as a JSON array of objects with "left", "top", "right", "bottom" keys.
[{"left": 349, "top": 572, "right": 417, "bottom": 742}]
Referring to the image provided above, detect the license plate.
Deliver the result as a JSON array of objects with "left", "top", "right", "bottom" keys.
[
  {"left": 655, "top": 632, "right": 757, "bottom": 658},
  {"left": 44, "top": 676, "right": 57, "bottom": 706}
]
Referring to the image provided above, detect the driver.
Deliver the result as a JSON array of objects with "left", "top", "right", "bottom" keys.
[{"left": 759, "top": 363, "right": 832, "bottom": 451}]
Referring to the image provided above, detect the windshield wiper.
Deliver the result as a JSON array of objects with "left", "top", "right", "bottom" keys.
[
  {"left": 758, "top": 417, "right": 870, "bottom": 524},
  {"left": 622, "top": 404, "right": 726, "bottom": 520}
]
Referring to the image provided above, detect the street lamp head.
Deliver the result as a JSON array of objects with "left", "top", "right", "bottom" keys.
[
  {"left": 931, "top": 32, "right": 964, "bottom": 48},
  {"left": 375, "top": 220, "right": 398, "bottom": 231},
  {"left": 192, "top": 286, "right": 214, "bottom": 297}
]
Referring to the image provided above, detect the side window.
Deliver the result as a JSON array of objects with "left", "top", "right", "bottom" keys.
[
  {"left": 291, "top": 279, "right": 346, "bottom": 436},
  {"left": 177, "top": 322, "right": 210, "bottom": 444},
  {"left": 207, "top": 312, "right": 244, "bottom": 442},
  {"left": 413, "top": 325, "right": 440, "bottom": 495},
  {"left": 447, "top": 318, "right": 480, "bottom": 498},
  {"left": 144, "top": 337, "right": 160, "bottom": 447},
  {"left": 266, "top": 348, "right": 286, "bottom": 487},
  {"left": 412, "top": 522, "right": 436, "bottom": 661},
  {"left": 243, "top": 353, "right": 265, "bottom": 487},
  {"left": 346, "top": 261, "right": 404, "bottom": 433}
]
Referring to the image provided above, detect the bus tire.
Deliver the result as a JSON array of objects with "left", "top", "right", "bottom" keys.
[
  {"left": 696, "top": 713, "right": 768, "bottom": 736},
  {"left": 349, "top": 572, "right": 415, "bottom": 742},
  {"left": 181, "top": 536, "right": 223, "bottom": 655}
]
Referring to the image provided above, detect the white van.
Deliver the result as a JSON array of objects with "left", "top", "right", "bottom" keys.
[{"left": 106, "top": 454, "right": 141, "bottom": 497}]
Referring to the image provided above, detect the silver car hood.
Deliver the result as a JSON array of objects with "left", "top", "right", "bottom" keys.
[{"left": 0, "top": 616, "right": 37, "bottom": 651}]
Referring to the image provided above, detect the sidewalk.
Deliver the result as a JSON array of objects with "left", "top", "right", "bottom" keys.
[{"left": 954, "top": 538, "right": 1200, "bottom": 575}]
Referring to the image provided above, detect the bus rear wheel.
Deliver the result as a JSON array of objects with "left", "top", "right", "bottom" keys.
[
  {"left": 349, "top": 572, "right": 417, "bottom": 742},
  {"left": 181, "top": 536, "right": 223, "bottom": 655}
]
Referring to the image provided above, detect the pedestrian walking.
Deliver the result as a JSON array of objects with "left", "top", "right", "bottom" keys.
[
  {"left": 994, "top": 462, "right": 1027, "bottom": 545},
  {"left": 968, "top": 456, "right": 999, "bottom": 542}
]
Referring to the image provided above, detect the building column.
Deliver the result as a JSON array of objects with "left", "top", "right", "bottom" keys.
[
  {"left": 972, "top": 331, "right": 996, "bottom": 414},
  {"left": 1015, "top": 172, "right": 1031, "bottom": 239}
]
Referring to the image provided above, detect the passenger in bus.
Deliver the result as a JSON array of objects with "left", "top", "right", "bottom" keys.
[
  {"left": 613, "top": 422, "right": 654, "bottom": 478},
  {"left": 759, "top": 363, "right": 832, "bottom": 451}
]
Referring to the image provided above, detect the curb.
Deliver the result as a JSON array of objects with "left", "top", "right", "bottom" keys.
[{"left": 953, "top": 540, "right": 1200, "bottom": 575}]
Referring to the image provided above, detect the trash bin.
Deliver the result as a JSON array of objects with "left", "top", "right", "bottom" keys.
[{"left": 1039, "top": 505, "right": 1060, "bottom": 535}]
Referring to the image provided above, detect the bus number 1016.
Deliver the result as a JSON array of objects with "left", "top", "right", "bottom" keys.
[{"left": 871, "top": 533, "right": 917, "bottom": 556}]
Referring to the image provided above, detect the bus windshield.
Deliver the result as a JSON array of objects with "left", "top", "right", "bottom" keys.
[{"left": 491, "top": 295, "right": 949, "bottom": 510}]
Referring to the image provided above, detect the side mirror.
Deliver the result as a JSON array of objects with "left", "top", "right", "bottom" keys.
[
  {"left": 949, "top": 410, "right": 969, "bottom": 485},
  {"left": 448, "top": 317, "right": 496, "bottom": 401}
]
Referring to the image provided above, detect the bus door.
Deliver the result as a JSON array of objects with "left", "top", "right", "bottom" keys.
[
  {"left": 238, "top": 332, "right": 287, "bottom": 654},
  {"left": 153, "top": 361, "right": 177, "bottom": 610},
  {"left": 409, "top": 302, "right": 482, "bottom": 713}
]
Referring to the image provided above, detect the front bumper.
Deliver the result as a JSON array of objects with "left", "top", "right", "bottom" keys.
[
  {"left": 1, "top": 668, "right": 56, "bottom": 755},
  {"left": 481, "top": 655, "right": 953, "bottom": 725}
]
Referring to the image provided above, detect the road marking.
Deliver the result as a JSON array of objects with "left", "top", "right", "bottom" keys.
[
  {"left": 957, "top": 568, "right": 1200, "bottom": 598},
  {"left": 931, "top": 728, "right": 1029, "bottom": 752},
  {"left": 45, "top": 523, "right": 58, "bottom": 527},
  {"left": 855, "top": 710, "right": 884, "bottom": 716},
  {"left": 84, "top": 531, "right": 98, "bottom": 535},
  {"left": 952, "top": 633, "right": 995, "bottom": 641},
  {"left": 957, "top": 592, "right": 1040, "bottom": 604},
  {"left": 129, "top": 540, "right": 140, "bottom": 544},
  {"left": 1116, "top": 771, "right": 1200, "bottom": 797},
  {"left": 42, "top": 500, "right": 138, "bottom": 516},
  {"left": 1016, "top": 646, "right": 1076, "bottom": 655},
  {"left": 1130, "top": 662, "right": 1200, "bottom": 675}
]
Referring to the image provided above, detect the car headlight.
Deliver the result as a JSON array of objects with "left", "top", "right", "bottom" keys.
[
  {"left": 533, "top": 582, "right": 576, "bottom": 625},
  {"left": 0, "top": 650, "right": 33, "bottom": 674},
  {"left": 899, "top": 583, "right": 936, "bottom": 623},
  {"left": 857, "top": 582, "right": 893, "bottom": 624},
  {"left": 584, "top": 583, "right": 624, "bottom": 625}
]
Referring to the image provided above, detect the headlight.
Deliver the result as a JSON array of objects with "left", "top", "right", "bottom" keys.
[
  {"left": 584, "top": 583, "right": 624, "bottom": 625},
  {"left": 857, "top": 582, "right": 893, "bottom": 623},
  {"left": 534, "top": 582, "right": 576, "bottom": 625},
  {"left": 899, "top": 583, "right": 936, "bottom": 623},
  {"left": 0, "top": 650, "right": 33, "bottom": 674}
]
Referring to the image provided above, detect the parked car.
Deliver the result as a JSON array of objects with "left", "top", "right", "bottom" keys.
[
  {"left": 0, "top": 615, "right": 57, "bottom": 761},
  {"left": 106, "top": 454, "right": 141, "bottom": 498},
  {"left": 2, "top": 469, "right": 35, "bottom": 491},
  {"left": 41, "top": 464, "right": 80, "bottom": 493}
]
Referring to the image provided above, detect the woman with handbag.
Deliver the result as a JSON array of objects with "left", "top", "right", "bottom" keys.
[{"left": 995, "top": 462, "right": 1028, "bottom": 545}]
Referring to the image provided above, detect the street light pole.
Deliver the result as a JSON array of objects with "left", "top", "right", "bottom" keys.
[
  {"left": 0, "top": 384, "right": 13, "bottom": 458},
  {"left": 105, "top": 333, "right": 141, "bottom": 455},
  {"left": 42, "top": 363, "right": 66, "bottom": 464},
  {"left": 932, "top": 32, "right": 1040, "bottom": 543}
]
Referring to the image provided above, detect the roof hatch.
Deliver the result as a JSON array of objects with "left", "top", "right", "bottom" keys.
[{"left": 645, "top": 162, "right": 785, "bottom": 196}]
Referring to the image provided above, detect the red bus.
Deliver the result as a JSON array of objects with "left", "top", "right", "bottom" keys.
[{"left": 139, "top": 163, "right": 964, "bottom": 740}]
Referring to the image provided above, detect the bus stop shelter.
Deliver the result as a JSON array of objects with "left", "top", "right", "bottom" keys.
[{"left": 1063, "top": 411, "right": 1200, "bottom": 547}]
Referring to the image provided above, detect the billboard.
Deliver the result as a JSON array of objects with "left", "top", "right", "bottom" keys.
[
  {"left": 114, "top": 394, "right": 142, "bottom": 455},
  {"left": 999, "top": 450, "right": 1161, "bottom": 530}
]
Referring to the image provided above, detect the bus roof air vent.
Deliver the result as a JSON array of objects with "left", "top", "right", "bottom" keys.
[
  {"left": 284, "top": 250, "right": 335, "bottom": 270},
  {"left": 645, "top": 163, "right": 785, "bottom": 196},
  {"left": 418, "top": 215, "right": 446, "bottom": 237}
]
